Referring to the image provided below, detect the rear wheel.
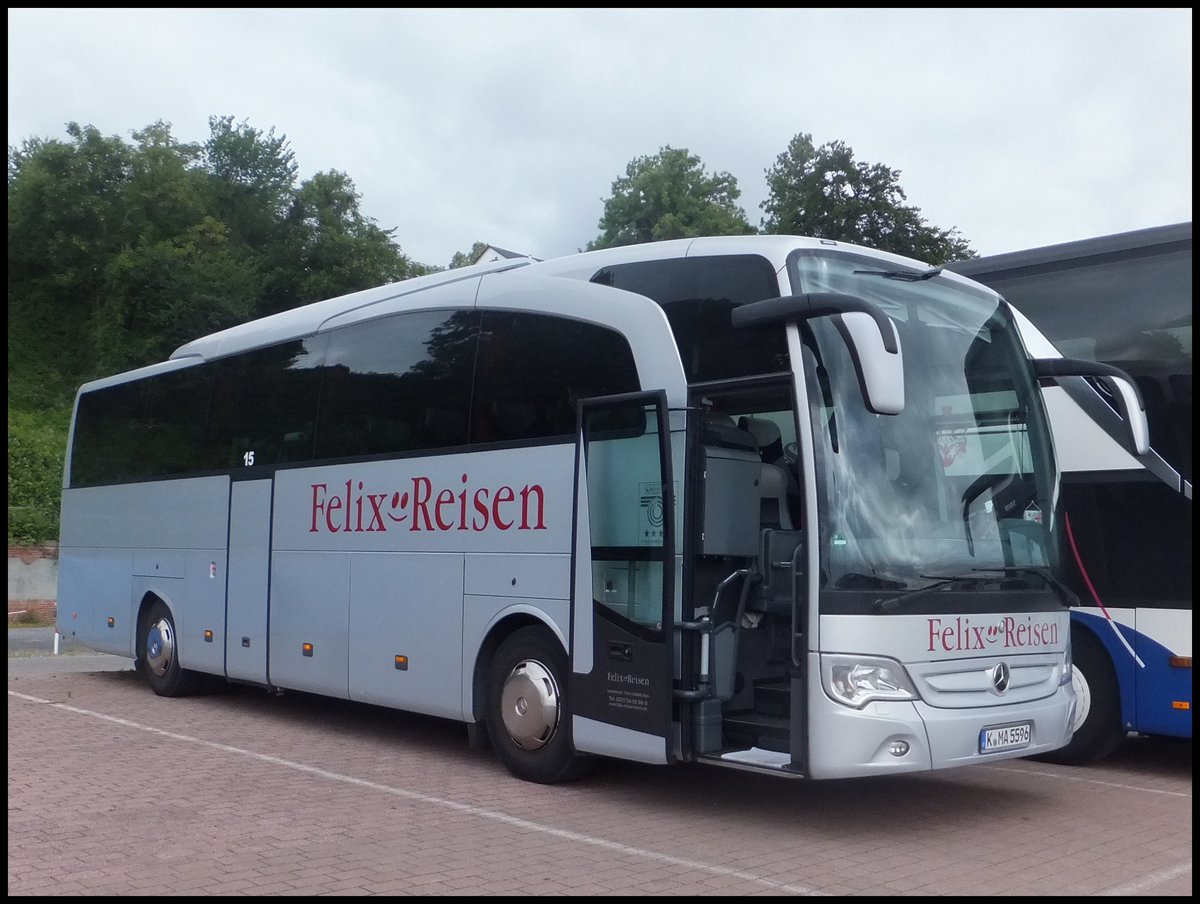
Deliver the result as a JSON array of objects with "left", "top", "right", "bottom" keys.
[
  {"left": 1037, "top": 626, "right": 1124, "bottom": 765},
  {"left": 137, "top": 599, "right": 202, "bottom": 697},
  {"left": 486, "top": 625, "right": 592, "bottom": 784}
]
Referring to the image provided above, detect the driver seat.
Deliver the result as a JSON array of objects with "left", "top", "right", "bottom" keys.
[
  {"left": 738, "top": 417, "right": 796, "bottom": 530},
  {"left": 757, "top": 462, "right": 794, "bottom": 531}
]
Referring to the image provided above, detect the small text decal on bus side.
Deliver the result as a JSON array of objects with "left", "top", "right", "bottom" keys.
[
  {"left": 927, "top": 616, "right": 1059, "bottom": 653},
  {"left": 309, "top": 475, "right": 547, "bottom": 534}
]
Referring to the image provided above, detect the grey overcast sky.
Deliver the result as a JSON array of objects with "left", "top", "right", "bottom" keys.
[{"left": 7, "top": 8, "right": 1193, "bottom": 270}]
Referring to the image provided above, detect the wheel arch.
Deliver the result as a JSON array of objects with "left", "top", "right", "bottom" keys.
[
  {"left": 134, "top": 590, "right": 170, "bottom": 650},
  {"left": 470, "top": 611, "right": 566, "bottom": 725},
  {"left": 1032, "top": 614, "right": 1128, "bottom": 765},
  {"left": 1070, "top": 611, "right": 1136, "bottom": 729}
]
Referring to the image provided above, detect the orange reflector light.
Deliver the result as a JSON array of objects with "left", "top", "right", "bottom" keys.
[
  {"left": 302, "top": 643, "right": 314, "bottom": 657},
  {"left": 106, "top": 617, "right": 115, "bottom": 627},
  {"left": 1172, "top": 701, "right": 1190, "bottom": 711},
  {"left": 204, "top": 630, "right": 214, "bottom": 642},
  {"left": 395, "top": 655, "right": 409, "bottom": 671},
  {"left": 1168, "top": 656, "right": 1192, "bottom": 668}
]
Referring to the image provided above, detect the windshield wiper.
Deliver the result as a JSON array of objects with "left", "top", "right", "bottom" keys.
[
  {"left": 852, "top": 267, "right": 943, "bottom": 282},
  {"left": 970, "top": 566, "right": 1080, "bottom": 608},
  {"left": 873, "top": 567, "right": 1079, "bottom": 614},
  {"left": 873, "top": 574, "right": 976, "bottom": 613}
]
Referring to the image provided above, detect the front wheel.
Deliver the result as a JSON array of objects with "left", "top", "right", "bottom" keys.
[
  {"left": 1036, "top": 626, "right": 1125, "bottom": 765},
  {"left": 137, "top": 599, "right": 202, "bottom": 697},
  {"left": 486, "top": 625, "right": 592, "bottom": 784}
]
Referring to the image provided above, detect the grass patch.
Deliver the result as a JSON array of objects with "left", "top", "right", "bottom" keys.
[{"left": 8, "top": 609, "right": 57, "bottom": 628}]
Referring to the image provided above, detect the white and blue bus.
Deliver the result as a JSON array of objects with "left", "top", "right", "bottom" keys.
[
  {"left": 60, "top": 235, "right": 1136, "bottom": 784},
  {"left": 949, "top": 222, "right": 1192, "bottom": 763}
]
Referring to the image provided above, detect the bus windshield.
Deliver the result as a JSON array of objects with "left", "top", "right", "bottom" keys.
[{"left": 789, "top": 251, "right": 1060, "bottom": 596}]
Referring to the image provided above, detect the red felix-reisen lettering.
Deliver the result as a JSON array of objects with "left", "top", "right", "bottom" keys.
[
  {"left": 927, "top": 615, "right": 1059, "bottom": 652},
  {"left": 309, "top": 474, "right": 547, "bottom": 533}
]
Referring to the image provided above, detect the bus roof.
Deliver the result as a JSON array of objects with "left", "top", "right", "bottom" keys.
[
  {"left": 946, "top": 222, "right": 1191, "bottom": 280},
  {"left": 523, "top": 234, "right": 938, "bottom": 281},
  {"left": 170, "top": 234, "right": 930, "bottom": 363},
  {"left": 166, "top": 232, "right": 997, "bottom": 365}
]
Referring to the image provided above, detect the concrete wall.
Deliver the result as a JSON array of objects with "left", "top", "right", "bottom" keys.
[{"left": 8, "top": 545, "right": 57, "bottom": 618}]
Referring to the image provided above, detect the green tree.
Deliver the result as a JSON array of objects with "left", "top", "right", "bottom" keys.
[
  {"left": 8, "top": 116, "right": 427, "bottom": 396},
  {"left": 588, "top": 146, "right": 755, "bottom": 250},
  {"left": 8, "top": 116, "right": 430, "bottom": 544},
  {"left": 8, "top": 123, "right": 144, "bottom": 404},
  {"left": 203, "top": 114, "right": 297, "bottom": 248},
  {"left": 450, "top": 241, "right": 489, "bottom": 269},
  {"left": 7, "top": 407, "right": 71, "bottom": 546},
  {"left": 760, "top": 133, "right": 974, "bottom": 263},
  {"left": 281, "top": 169, "right": 430, "bottom": 311},
  {"left": 92, "top": 217, "right": 262, "bottom": 374}
]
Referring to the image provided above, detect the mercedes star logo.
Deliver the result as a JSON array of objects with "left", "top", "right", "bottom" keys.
[{"left": 991, "top": 662, "right": 1011, "bottom": 694}]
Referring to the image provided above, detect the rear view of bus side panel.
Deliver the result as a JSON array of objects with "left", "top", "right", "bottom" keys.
[{"left": 57, "top": 476, "right": 232, "bottom": 673}]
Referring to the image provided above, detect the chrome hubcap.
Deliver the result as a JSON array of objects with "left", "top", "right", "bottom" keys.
[
  {"left": 500, "top": 659, "right": 560, "bottom": 750},
  {"left": 145, "top": 617, "right": 175, "bottom": 677},
  {"left": 1070, "top": 665, "right": 1091, "bottom": 733}
]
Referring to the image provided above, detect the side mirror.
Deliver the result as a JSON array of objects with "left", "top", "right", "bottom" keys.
[
  {"left": 731, "top": 293, "right": 904, "bottom": 415},
  {"left": 1033, "top": 358, "right": 1151, "bottom": 455}
]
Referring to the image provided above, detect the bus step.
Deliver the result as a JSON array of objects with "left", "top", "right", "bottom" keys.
[
  {"left": 722, "top": 711, "right": 790, "bottom": 752},
  {"left": 754, "top": 680, "right": 790, "bottom": 717}
]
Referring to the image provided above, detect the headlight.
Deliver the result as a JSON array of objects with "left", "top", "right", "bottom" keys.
[
  {"left": 1059, "top": 637, "right": 1073, "bottom": 686},
  {"left": 821, "top": 654, "right": 918, "bottom": 708}
]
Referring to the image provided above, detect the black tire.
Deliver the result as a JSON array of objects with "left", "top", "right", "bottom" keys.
[
  {"left": 486, "top": 625, "right": 592, "bottom": 784},
  {"left": 1036, "top": 626, "right": 1125, "bottom": 765},
  {"left": 136, "top": 599, "right": 202, "bottom": 697}
]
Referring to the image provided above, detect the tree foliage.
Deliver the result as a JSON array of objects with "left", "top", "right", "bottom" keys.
[
  {"left": 283, "top": 169, "right": 435, "bottom": 309},
  {"left": 7, "top": 116, "right": 428, "bottom": 544},
  {"left": 8, "top": 116, "right": 425, "bottom": 400},
  {"left": 7, "top": 407, "right": 70, "bottom": 546},
  {"left": 587, "top": 146, "right": 755, "bottom": 250},
  {"left": 450, "top": 241, "right": 489, "bottom": 269},
  {"left": 760, "top": 133, "right": 974, "bottom": 263}
]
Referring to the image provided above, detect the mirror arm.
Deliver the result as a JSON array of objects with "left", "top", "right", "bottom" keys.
[
  {"left": 1032, "top": 357, "right": 1146, "bottom": 412},
  {"left": 731, "top": 293, "right": 898, "bottom": 354}
]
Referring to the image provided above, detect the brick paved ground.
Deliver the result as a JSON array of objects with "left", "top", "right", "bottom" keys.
[{"left": 7, "top": 657, "right": 1192, "bottom": 896}]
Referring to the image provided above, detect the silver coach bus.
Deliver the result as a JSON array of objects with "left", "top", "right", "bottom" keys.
[{"left": 59, "top": 236, "right": 1137, "bottom": 783}]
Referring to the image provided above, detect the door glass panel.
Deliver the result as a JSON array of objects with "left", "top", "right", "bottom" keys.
[{"left": 582, "top": 400, "right": 671, "bottom": 638}]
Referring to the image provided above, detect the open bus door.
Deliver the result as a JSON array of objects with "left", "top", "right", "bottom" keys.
[{"left": 570, "top": 392, "right": 676, "bottom": 764}]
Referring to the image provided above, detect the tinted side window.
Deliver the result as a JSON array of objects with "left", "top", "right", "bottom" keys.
[
  {"left": 978, "top": 247, "right": 1192, "bottom": 481},
  {"left": 591, "top": 255, "right": 784, "bottom": 382},
  {"left": 471, "top": 311, "right": 641, "bottom": 444},
  {"left": 209, "top": 338, "right": 326, "bottom": 469},
  {"left": 70, "top": 364, "right": 214, "bottom": 486},
  {"left": 1061, "top": 475, "right": 1192, "bottom": 607},
  {"left": 315, "top": 310, "right": 478, "bottom": 459}
]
